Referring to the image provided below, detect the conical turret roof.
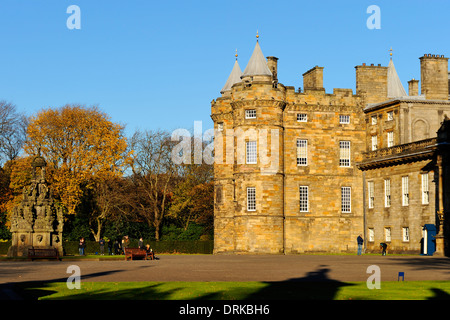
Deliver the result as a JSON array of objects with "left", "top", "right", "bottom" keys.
[
  {"left": 387, "top": 58, "right": 407, "bottom": 98},
  {"left": 221, "top": 59, "right": 242, "bottom": 94},
  {"left": 242, "top": 40, "right": 272, "bottom": 78}
]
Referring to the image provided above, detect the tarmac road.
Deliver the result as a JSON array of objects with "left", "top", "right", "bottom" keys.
[{"left": 1, "top": 254, "right": 450, "bottom": 284}]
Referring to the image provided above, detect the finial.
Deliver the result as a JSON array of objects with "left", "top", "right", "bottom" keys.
[
  {"left": 235, "top": 48, "right": 238, "bottom": 60},
  {"left": 389, "top": 47, "right": 393, "bottom": 58},
  {"left": 256, "top": 30, "right": 259, "bottom": 41}
]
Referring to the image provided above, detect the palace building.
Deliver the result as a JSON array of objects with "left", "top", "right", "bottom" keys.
[{"left": 211, "top": 35, "right": 450, "bottom": 255}]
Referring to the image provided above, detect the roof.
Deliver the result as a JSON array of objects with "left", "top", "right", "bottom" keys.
[
  {"left": 363, "top": 96, "right": 450, "bottom": 112},
  {"left": 387, "top": 58, "right": 407, "bottom": 98},
  {"left": 220, "top": 59, "right": 242, "bottom": 94},
  {"left": 241, "top": 41, "right": 272, "bottom": 78}
]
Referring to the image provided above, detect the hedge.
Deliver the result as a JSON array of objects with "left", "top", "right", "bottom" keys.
[{"left": 0, "top": 240, "right": 214, "bottom": 255}]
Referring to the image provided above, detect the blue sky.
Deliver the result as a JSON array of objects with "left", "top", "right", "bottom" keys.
[{"left": 0, "top": 0, "right": 449, "bottom": 137}]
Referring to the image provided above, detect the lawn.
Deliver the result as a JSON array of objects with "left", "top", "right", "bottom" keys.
[{"left": 13, "top": 280, "right": 450, "bottom": 300}]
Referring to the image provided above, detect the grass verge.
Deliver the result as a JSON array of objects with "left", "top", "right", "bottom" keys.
[{"left": 12, "top": 280, "right": 450, "bottom": 300}]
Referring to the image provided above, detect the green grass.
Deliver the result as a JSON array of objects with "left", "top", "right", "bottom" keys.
[{"left": 13, "top": 280, "right": 450, "bottom": 300}]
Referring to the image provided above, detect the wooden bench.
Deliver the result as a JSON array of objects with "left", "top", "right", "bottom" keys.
[
  {"left": 125, "top": 248, "right": 151, "bottom": 261},
  {"left": 28, "top": 248, "right": 61, "bottom": 261}
]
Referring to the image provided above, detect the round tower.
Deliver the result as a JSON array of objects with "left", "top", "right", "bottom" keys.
[
  {"left": 211, "top": 51, "right": 241, "bottom": 253},
  {"left": 212, "top": 34, "right": 286, "bottom": 254}
]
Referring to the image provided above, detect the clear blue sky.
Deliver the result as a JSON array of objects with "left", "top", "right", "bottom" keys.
[{"left": 0, "top": 0, "right": 449, "bottom": 137}]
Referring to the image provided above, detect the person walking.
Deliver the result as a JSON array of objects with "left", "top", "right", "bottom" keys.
[
  {"left": 113, "top": 240, "right": 120, "bottom": 255},
  {"left": 78, "top": 237, "right": 86, "bottom": 256},
  {"left": 380, "top": 242, "right": 387, "bottom": 256},
  {"left": 107, "top": 238, "right": 113, "bottom": 255},
  {"left": 138, "top": 237, "right": 144, "bottom": 249},
  {"left": 357, "top": 234, "right": 364, "bottom": 255},
  {"left": 122, "top": 236, "right": 130, "bottom": 255},
  {"left": 99, "top": 237, "right": 105, "bottom": 255}
]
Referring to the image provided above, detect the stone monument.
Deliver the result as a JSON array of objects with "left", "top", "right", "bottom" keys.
[{"left": 7, "top": 154, "right": 64, "bottom": 257}]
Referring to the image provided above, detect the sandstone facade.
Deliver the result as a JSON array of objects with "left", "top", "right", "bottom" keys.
[{"left": 212, "top": 41, "right": 450, "bottom": 255}]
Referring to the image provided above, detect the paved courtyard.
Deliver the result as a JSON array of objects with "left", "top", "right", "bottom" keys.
[{"left": 1, "top": 254, "right": 450, "bottom": 285}]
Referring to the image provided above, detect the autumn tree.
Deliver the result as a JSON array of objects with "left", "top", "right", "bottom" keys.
[
  {"left": 167, "top": 158, "right": 213, "bottom": 231},
  {"left": 130, "top": 129, "right": 176, "bottom": 241},
  {"left": 23, "top": 105, "right": 131, "bottom": 215},
  {"left": 82, "top": 175, "right": 136, "bottom": 241}
]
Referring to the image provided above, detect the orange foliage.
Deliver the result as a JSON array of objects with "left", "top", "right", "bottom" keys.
[{"left": 23, "top": 105, "right": 131, "bottom": 214}]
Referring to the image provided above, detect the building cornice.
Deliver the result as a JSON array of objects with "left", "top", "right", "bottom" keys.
[{"left": 357, "top": 138, "right": 437, "bottom": 170}]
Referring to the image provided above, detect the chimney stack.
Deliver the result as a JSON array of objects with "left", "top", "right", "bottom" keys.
[
  {"left": 420, "top": 54, "right": 448, "bottom": 100},
  {"left": 266, "top": 56, "right": 278, "bottom": 82},
  {"left": 303, "top": 66, "right": 324, "bottom": 90},
  {"left": 408, "top": 78, "right": 419, "bottom": 96},
  {"left": 355, "top": 63, "right": 388, "bottom": 104}
]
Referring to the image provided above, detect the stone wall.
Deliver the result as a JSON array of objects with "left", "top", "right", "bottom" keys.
[{"left": 363, "top": 160, "right": 436, "bottom": 254}]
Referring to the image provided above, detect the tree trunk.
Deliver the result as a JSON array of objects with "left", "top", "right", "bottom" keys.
[
  {"left": 155, "top": 224, "right": 160, "bottom": 241},
  {"left": 90, "top": 217, "right": 102, "bottom": 242}
]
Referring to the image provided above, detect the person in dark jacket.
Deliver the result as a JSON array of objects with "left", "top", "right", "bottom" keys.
[
  {"left": 380, "top": 242, "right": 387, "bottom": 256},
  {"left": 357, "top": 234, "right": 364, "bottom": 255},
  {"left": 99, "top": 238, "right": 105, "bottom": 255},
  {"left": 78, "top": 237, "right": 86, "bottom": 256},
  {"left": 114, "top": 240, "right": 120, "bottom": 255},
  {"left": 107, "top": 239, "right": 113, "bottom": 255}
]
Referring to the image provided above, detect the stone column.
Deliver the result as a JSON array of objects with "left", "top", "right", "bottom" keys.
[{"left": 435, "top": 155, "right": 445, "bottom": 255}]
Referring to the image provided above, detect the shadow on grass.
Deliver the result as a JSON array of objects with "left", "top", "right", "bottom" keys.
[
  {"left": 428, "top": 288, "right": 450, "bottom": 300},
  {"left": 4, "top": 263, "right": 450, "bottom": 300},
  {"left": 4, "top": 265, "right": 356, "bottom": 300}
]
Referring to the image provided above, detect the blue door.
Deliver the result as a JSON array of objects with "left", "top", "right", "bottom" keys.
[{"left": 422, "top": 224, "right": 436, "bottom": 256}]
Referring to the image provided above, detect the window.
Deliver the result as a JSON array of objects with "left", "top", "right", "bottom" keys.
[
  {"left": 384, "top": 179, "right": 391, "bottom": 208},
  {"left": 371, "top": 135, "right": 378, "bottom": 151},
  {"left": 403, "top": 227, "right": 410, "bottom": 242},
  {"left": 387, "top": 131, "right": 394, "bottom": 147},
  {"left": 247, "top": 187, "right": 256, "bottom": 211},
  {"left": 216, "top": 186, "right": 223, "bottom": 204},
  {"left": 296, "top": 139, "right": 308, "bottom": 166},
  {"left": 422, "top": 173, "right": 429, "bottom": 205},
  {"left": 371, "top": 115, "right": 377, "bottom": 125},
  {"left": 245, "top": 109, "right": 256, "bottom": 119},
  {"left": 341, "top": 187, "right": 351, "bottom": 213},
  {"left": 387, "top": 111, "right": 394, "bottom": 121},
  {"left": 368, "top": 228, "right": 375, "bottom": 242},
  {"left": 368, "top": 181, "right": 374, "bottom": 209},
  {"left": 339, "top": 141, "right": 351, "bottom": 167},
  {"left": 402, "top": 176, "right": 409, "bottom": 206},
  {"left": 246, "top": 141, "right": 257, "bottom": 164},
  {"left": 339, "top": 115, "right": 350, "bottom": 124},
  {"left": 297, "top": 113, "right": 307, "bottom": 122},
  {"left": 299, "top": 186, "right": 309, "bottom": 212},
  {"left": 385, "top": 227, "right": 391, "bottom": 242},
  {"left": 217, "top": 122, "right": 224, "bottom": 132}
]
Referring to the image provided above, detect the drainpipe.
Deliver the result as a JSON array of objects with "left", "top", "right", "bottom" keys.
[{"left": 362, "top": 171, "right": 367, "bottom": 253}]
